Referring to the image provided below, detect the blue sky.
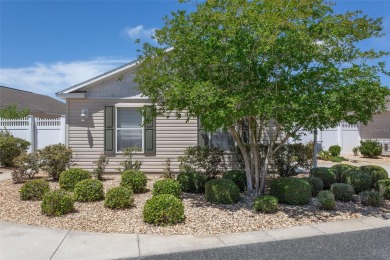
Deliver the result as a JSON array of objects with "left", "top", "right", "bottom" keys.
[{"left": 0, "top": 0, "right": 389, "bottom": 99}]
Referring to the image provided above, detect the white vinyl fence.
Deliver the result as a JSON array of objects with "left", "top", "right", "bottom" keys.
[{"left": 0, "top": 116, "right": 65, "bottom": 152}]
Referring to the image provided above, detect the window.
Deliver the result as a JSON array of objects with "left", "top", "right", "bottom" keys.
[
  {"left": 209, "top": 129, "right": 235, "bottom": 152},
  {"left": 116, "top": 107, "right": 143, "bottom": 152}
]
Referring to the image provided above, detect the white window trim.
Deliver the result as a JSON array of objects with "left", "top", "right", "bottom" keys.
[{"left": 115, "top": 105, "right": 144, "bottom": 154}]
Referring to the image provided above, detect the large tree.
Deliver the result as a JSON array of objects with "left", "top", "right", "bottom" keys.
[{"left": 135, "top": 0, "right": 389, "bottom": 195}]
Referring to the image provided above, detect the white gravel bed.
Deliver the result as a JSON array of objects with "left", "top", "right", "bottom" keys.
[{"left": 0, "top": 172, "right": 389, "bottom": 235}]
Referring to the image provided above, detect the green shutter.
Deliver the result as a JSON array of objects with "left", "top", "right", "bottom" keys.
[
  {"left": 197, "top": 118, "right": 208, "bottom": 147},
  {"left": 104, "top": 106, "right": 115, "bottom": 154},
  {"left": 144, "top": 106, "right": 156, "bottom": 155}
]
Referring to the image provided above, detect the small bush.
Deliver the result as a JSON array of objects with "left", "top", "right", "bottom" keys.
[
  {"left": 39, "top": 144, "right": 73, "bottom": 181},
  {"left": 223, "top": 170, "right": 246, "bottom": 192},
  {"left": 270, "top": 177, "right": 311, "bottom": 205},
  {"left": 12, "top": 151, "right": 40, "bottom": 183},
  {"left": 92, "top": 154, "right": 109, "bottom": 180},
  {"left": 20, "top": 179, "right": 50, "bottom": 200},
  {"left": 117, "top": 146, "right": 142, "bottom": 172},
  {"left": 0, "top": 131, "right": 30, "bottom": 166},
  {"left": 176, "top": 171, "right": 206, "bottom": 193},
  {"left": 162, "top": 158, "right": 174, "bottom": 179},
  {"left": 360, "top": 190, "right": 383, "bottom": 207},
  {"left": 104, "top": 186, "right": 134, "bottom": 209},
  {"left": 352, "top": 147, "right": 359, "bottom": 156},
  {"left": 330, "top": 183, "right": 354, "bottom": 202},
  {"left": 120, "top": 170, "right": 148, "bottom": 193},
  {"left": 377, "top": 179, "right": 390, "bottom": 199},
  {"left": 152, "top": 179, "right": 181, "bottom": 198},
  {"left": 310, "top": 167, "right": 337, "bottom": 189},
  {"left": 59, "top": 168, "right": 91, "bottom": 191},
  {"left": 359, "top": 140, "right": 382, "bottom": 158},
  {"left": 342, "top": 169, "right": 372, "bottom": 193},
  {"left": 41, "top": 190, "right": 74, "bottom": 216},
  {"left": 302, "top": 176, "right": 323, "bottom": 197},
  {"left": 74, "top": 179, "right": 104, "bottom": 202},
  {"left": 205, "top": 179, "right": 240, "bottom": 204},
  {"left": 143, "top": 194, "right": 185, "bottom": 226},
  {"left": 331, "top": 164, "right": 358, "bottom": 183},
  {"left": 253, "top": 196, "right": 278, "bottom": 213},
  {"left": 360, "top": 165, "right": 388, "bottom": 188},
  {"left": 317, "top": 191, "right": 336, "bottom": 210},
  {"left": 329, "top": 145, "right": 341, "bottom": 157}
]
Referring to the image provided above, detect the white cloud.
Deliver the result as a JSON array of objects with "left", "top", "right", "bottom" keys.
[
  {"left": 0, "top": 58, "right": 130, "bottom": 99},
  {"left": 122, "top": 25, "right": 156, "bottom": 41}
]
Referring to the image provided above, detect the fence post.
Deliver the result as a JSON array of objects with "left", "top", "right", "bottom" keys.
[
  {"left": 337, "top": 123, "right": 343, "bottom": 154},
  {"left": 28, "top": 116, "right": 35, "bottom": 152},
  {"left": 60, "top": 116, "right": 66, "bottom": 144}
]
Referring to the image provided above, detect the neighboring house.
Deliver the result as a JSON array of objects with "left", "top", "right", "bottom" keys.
[{"left": 0, "top": 86, "right": 66, "bottom": 118}]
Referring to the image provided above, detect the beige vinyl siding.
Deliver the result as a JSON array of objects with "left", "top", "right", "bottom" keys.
[{"left": 68, "top": 98, "right": 197, "bottom": 173}]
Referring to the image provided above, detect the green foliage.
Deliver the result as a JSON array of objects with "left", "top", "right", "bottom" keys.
[
  {"left": 152, "top": 179, "right": 181, "bottom": 198},
  {"left": 377, "top": 179, "right": 390, "bottom": 199},
  {"left": 0, "top": 131, "right": 30, "bottom": 167},
  {"left": 310, "top": 167, "right": 337, "bottom": 189},
  {"left": 273, "top": 143, "right": 313, "bottom": 177},
  {"left": 143, "top": 194, "right": 186, "bottom": 226},
  {"left": 318, "top": 150, "right": 347, "bottom": 163},
  {"left": 205, "top": 179, "right": 240, "bottom": 204},
  {"left": 104, "top": 186, "right": 134, "bottom": 209},
  {"left": 359, "top": 190, "right": 383, "bottom": 207},
  {"left": 39, "top": 144, "right": 73, "bottom": 181},
  {"left": 359, "top": 140, "right": 383, "bottom": 158},
  {"left": 253, "top": 195, "right": 278, "bottom": 213},
  {"left": 330, "top": 183, "right": 354, "bottom": 202},
  {"left": 20, "top": 179, "right": 50, "bottom": 200},
  {"left": 342, "top": 169, "right": 372, "bottom": 193},
  {"left": 317, "top": 191, "right": 336, "bottom": 210},
  {"left": 92, "top": 154, "right": 109, "bottom": 180},
  {"left": 11, "top": 151, "right": 40, "bottom": 183},
  {"left": 329, "top": 145, "right": 341, "bottom": 157},
  {"left": 120, "top": 170, "right": 148, "bottom": 193},
  {"left": 359, "top": 165, "right": 388, "bottom": 188},
  {"left": 59, "top": 168, "right": 91, "bottom": 191},
  {"left": 176, "top": 171, "right": 206, "bottom": 193},
  {"left": 0, "top": 104, "right": 29, "bottom": 119},
  {"left": 352, "top": 147, "right": 359, "bottom": 156},
  {"left": 41, "top": 190, "right": 74, "bottom": 216},
  {"left": 302, "top": 176, "right": 323, "bottom": 197},
  {"left": 331, "top": 164, "right": 358, "bottom": 182},
  {"left": 269, "top": 177, "right": 311, "bottom": 205},
  {"left": 74, "top": 179, "right": 104, "bottom": 202},
  {"left": 178, "top": 146, "right": 225, "bottom": 179},
  {"left": 162, "top": 158, "right": 174, "bottom": 179},
  {"left": 117, "top": 146, "right": 142, "bottom": 172},
  {"left": 223, "top": 170, "right": 246, "bottom": 192}
]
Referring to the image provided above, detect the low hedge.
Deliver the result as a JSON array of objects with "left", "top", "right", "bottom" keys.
[
  {"left": 41, "top": 190, "right": 74, "bottom": 216},
  {"left": 176, "top": 171, "right": 206, "bottom": 193},
  {"left": 360, "top": 190, "right": 383, "bottom": 207},
  {"left": 377, "top": 179, "right": 390, "bottom": 199},
  {"left": 223, "top": 170, "right": 246, "bottom": 192},
  {"left": 310, "top": 167, "right": 337, "bottom": 189},
  {"left": 331, "top": 164, "right": 358, "bottom": 182},
  {"left": 317, "top": 190, "right": 336, "bottom": 210},
  {"left": 205, "top": 179, "right": 240, "bottom": 204},
  {"left": 20, "top": 179, "right": 50, "bottom": 200},
  {"left": 143, "top": 194, "right": 185, "bottom": 226},
  {"left": 253, "top": 196, "right": 278, "bottom": 213},
  {"left": 360, "top": 165, "right": 388, "bottom": 188},
  {"left": 270, "top": 177, "right": 311, "bottom": 205},
  {"left": 302, "top": 176, "right": 323, "bottom": 197},
  {"left": 74, "top": 179, "right": 104, "bottom": 202},
  {"left": 330, "top": 183, "right": 354, "bottom": 202},
  {"left": 152, "top": 179, "right": 181, "bottom": 198},
  {"left": 120, "top": 170, "right": 148, "bottom": 193},
  {"left": 342, "top": 169, "right": 372, "bottom": 193},
  {"left": 59, "top": 168, "right": 91, "bottom": 191},
  {"left": 104, "top": 186, "right": 134, "bottom": 209}
]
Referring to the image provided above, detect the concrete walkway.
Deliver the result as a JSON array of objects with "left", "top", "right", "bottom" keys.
[{"left": 1, "top": 216, "right": 389, "bottom": 260}]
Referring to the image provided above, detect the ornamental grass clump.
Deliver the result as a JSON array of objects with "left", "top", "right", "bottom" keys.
[
  {"left": 143, "top": 194, "right": 185, "bottom": 226},
  {"left": 310, "top": 167, "right": 337, "bottom": 189},
  {"left": 205, "top": 179, "right": 240, "bottom": 204},
  {"left": 176, "top": 171, "right": 206, "bottom": 193},
  {"left": 104, "top": 186, "right": 134, "bottom": 209},
  {"left": 359, "top": 165, "right": 388, "bottom": 188},
  {"left": 59, "top": 168, "right": 91, "bottom": 191},
  {"left": 330, "top": 183, "right": 354, "bottom": 202},
  {"left": 317, "top": 191, "right": 336, "bottom": 210},
  {"left": 120, "top": 170, "right": 148, "bottom": 193},
  {"left": 74, "top": 179, "right": 104, "bottom": 202},
  {"left": 377, "top": 179, "right": 390, "bottom": 199},
  {"left": 331, "top": 164, "right": 358, "bottom": 182},
  {"left": 152, "top": 179, "right": 181, "bottom": 198},
  {"left": 359, "top": 190, "right": 383, "bottom": 207},
  {"left": 341, "top": 169, "right": 372, "bottom": 193},
  {"left": 223, "top": 170, "right": 246, "bottom": 192},
  {"left": 270, "top": 177, "right": 311, "bottom": 205},
  {"left": 302, "top": 176, "right": 323, "bottom": 197},
  {"left": 253, "top": 196, "right": 278, "bottom": 213},
  {"left": 41, "top": 189, "right": 74, "bottom": 216},
  {"left": 20, "top": 179, "right": 50, "bottom": 200}
]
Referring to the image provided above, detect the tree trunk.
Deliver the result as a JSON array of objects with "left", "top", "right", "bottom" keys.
[{"left": 249, "top": 117, "right": 260, "bottom": 195}]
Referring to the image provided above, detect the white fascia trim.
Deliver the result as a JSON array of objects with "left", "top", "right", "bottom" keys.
[{"left": 56, "top": 93, "right": 87, "bottom": 99}]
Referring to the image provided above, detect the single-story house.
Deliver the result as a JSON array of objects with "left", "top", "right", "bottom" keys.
[{"left": 0, "top": 86, "right": 66, "bottom": 118}]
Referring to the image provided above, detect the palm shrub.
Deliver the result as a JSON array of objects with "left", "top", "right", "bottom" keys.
[
  {"left": 205, "top": 179, "right": 240, "bottom": 204},
  {"left": 329, "top": 145, "right": 341, "bottom": 157},
  {"left": 359, "top": 190, "right": 383, "bottom": 207},
  {"left": 59, "top": 168, "right": 91, "bottom": 191},
  {"left": 20, "top": 179, "right": 50, "bottom": 200},
  {"left": 330, "top": 183, "right": 354, "bottom": 202},
  {"left": 74, "top": 179, "right": 104, "bottom": 202},
  {"left": 270, "top": 177, "right": 311, "bottom": 205},
  {"left": 152, "top": 179, "right": 181, "bottom": 198},
  {"left": 359, "top": 165, "right": 388, "bottom": 188},
  {"left": 223, "top": 170, "right": 246, "bottom": 192},
  {"left": 342, "top": 169, "right": 372, "bottom": 193},
  {"left": 310, "top": 167, "right": 337, "bottom": 189},
  {"left": 359, "top": 140, "right": 382, "bottom": 158},
  {"left": 39, "top": 144, "right": 73, "bottom": 181},
  {"left": 176, "top": 171, "right": 206, "bottom": 193},
  {"left": 120, "top": 170, "right": 148, "bottom": 193},
  {"left": 377, "top": 179, "right": 390, "bottom": 199},
  {"left": 253, "top": 196, "right": 278, "bottom": 213},
  {"left": 41, "top": 190, "right": 74, "bottom": 216},
  {"left": 302, "top": 176, "right": 323, "bottom": 197},
  {"left": 331, "top": 164, "right": 358, "bottom": 183},
  {"left": 104, "top": 186, "right": 134, "bottom": 209},
  {"left": 317, "top": 191, "right": 336, "bottom": 210},
  {"left": 143, "top": 194, "right": 185, "bottom": 226}
]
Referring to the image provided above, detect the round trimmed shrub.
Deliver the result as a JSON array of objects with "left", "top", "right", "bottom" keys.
[
  {"left": 331, "top": 164, "right": 358, "bottom": 182},
  {"left": 143, "top": 194, "right": 185, "bottom": 226},
  {"left": 330, "top": 183, "right": 354, "bottom": 202},
  {"left": 317, "top": 190, "right": 336, "bottom": 210},
  {"left": 104, "top": 186, "right": 134, "bottom": 209},
  {"left": 253, "top": 196, "right": 278, "bottom": 213},
  {"left": 205, "top": 179, "right": 240, "bottom": 204},
  {"left": 359, "top": 190, "right": 383, "bottom": 207},
  {"left": 360, "top": 165, "right": 388, "bottom": 187},
  {"left": 74, "top": 179, "right": 104, "bottom": 202},
  {"left": 152, "top": 179, "right": 181, "bottom": 198},
  {"left": 270, "top": 177, "right": 311, "bottom": 205},
  {"left": 341, "top": 169, "right": 372, "bottom": 193},
  {"left": 41, "top": 189, "right": 74, "bottom": 216},
  {"left": 20, "top": 179, "right": 50, "bottom": 200},
  {"left": 329, "top": 145, "right": 341, "bottom": 157},
  {"left": 310, "top": 167, "right": 337, "bottom": 189},
  {"left": 59, "top": 168, "right": 91, "bottom": 191},
  {"left": 302, "top": 176, "right": 323, "bottom": 197},
  {"left": 176, "top": 171, "right": 206, "bottom": 193},
  {"left": 377, "top": 179, "right": 390, "bottom": 199},
  {"left": 223, "top": 170, "right": 246, "bottom": 192},
  {"left": 120, "top": 170, "right": 148, "bottom": 193}
]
